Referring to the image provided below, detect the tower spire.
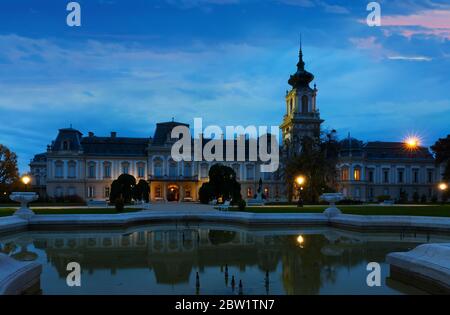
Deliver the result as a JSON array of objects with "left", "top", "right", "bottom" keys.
[{"left": 297, "top": 34, "right": 305, "bottom": 70}]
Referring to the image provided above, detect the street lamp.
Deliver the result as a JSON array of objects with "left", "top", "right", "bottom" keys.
[
  {"left": 295, "top": 175, "right": 306, "bottom": 207},
  {"left": 439, "top": 183, "right": 448, "bottom": 192},
  {"left": 22, "top": 176, "right": 31, "bottom": 192}
]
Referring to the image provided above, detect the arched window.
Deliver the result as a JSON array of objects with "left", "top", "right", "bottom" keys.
[
  {"left": 88, "top": 162, "right": 96, "bottom": 178},
  {"left": 55, "top": 161, "right": 63, "bottom": 178},
  {"left": 121, "top": 162, "right": 130, "bottom": 175},
  {"left": 301, "top": 95, "right": 308, "bottom": 113},
  {"left": 184, "top": 162, "right": 192, "bottom": 177},
  {"left": 341, "top": 167, "right": 349, "bottom": 181},
  {"left": 246, "top": 164, "right": 255, "bottom": 180},
  {"left": 169, "top": 160, "right": 178, "bottom": 177},
  {"left": 232, "top": 164, "right": 240, "bottom": 179},
  {"left": 154, "top": 158, "right": 163, "bottom": 177},
  {"left": 62, "top": 140, "right": 71, "bottom": 150},
  {"left": 137, "top": 162, "right": 145, "bottom": 178},
  {"left": 103, "top": 162, "right": 111, "bottom": 178},
  {"left": 68, "top": 161, "right": 76, "bottom": 178},
  {"left": 354, "top": 167, "right": 361, "bottom": 181},
  {"left": 200, "top": 163, "right": 209, "bottom": 179}
]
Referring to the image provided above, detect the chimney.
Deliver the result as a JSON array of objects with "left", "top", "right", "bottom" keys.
[
  {"left": 111, "top": 131, "right": 117, "bottom": 138},
  {"left": 88, "top": 132, "right": 94, "bottom": 137}
]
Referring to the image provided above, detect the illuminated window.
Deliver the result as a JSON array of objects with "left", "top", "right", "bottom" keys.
[
  {"left": 341, "top": 167, "right": 349, "bottom": 181},
  {"left": 155, "top": 185, "right": 161, "bottom": 198},
  {"left": 353, "top": 168, "right": 361, "bottom": 181},
  {"left": 247, "top": 187, "right": 253, "bottom": 198}
]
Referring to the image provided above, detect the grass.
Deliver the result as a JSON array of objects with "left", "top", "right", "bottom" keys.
[
  {"left": 0, "top": 207, "right": 140, "bottom": 217},
  {"left": 237, "top": 205, "right": 450, "bottom": 217},
  {"left": 1, "top": 205, "right": 449, "bottom": 218}
]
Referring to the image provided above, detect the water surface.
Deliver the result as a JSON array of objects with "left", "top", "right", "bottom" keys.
[{"left": 1, "top": 224, "right": 447, "bottom": 295}]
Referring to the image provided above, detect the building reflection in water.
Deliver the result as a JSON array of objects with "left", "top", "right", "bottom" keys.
[{"left": 0, "top": 226, "right": 442, "bottom": 295}]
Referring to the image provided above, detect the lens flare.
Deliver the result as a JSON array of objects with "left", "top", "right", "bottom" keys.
[{"left": 403, "top": 134, "right": 422, "bottom": 151}]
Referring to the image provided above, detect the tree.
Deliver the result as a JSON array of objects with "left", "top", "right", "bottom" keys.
[
  {"left": 431, "top": 135, "right": 450, "bottom": 180},
  {"left": 284, "top": 133, "right": 339, "bottom": 203},
  {"left": 198, "top": 164, "right": 242, "bottom": 204},
  {"left": 109, "top": 174, "right": 136, "bottom": 203},
  {"left": 0, "top": 144, "right": 20, "bottom": 191},
  {"left": 199, "top": 182, "right": 213, "bottom": 204},
  {"left": 133, "top": 180, "right": 150, "bottom": 202}
]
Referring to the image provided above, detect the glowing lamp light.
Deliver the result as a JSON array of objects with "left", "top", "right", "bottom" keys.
[
  {"left": 296, "top": 175, "right": 306, "bottom": 186},
  {"left": 22, "top": 176, "right": 31, "bottom": 185},
  {"left": 296, "top": 235, "right": 304, "bottom": 246},
  {"left": 403, "top": 135, "right": 422, "bottom": 151},
  {"left": 439, "top": 183, "right": 448, "bottom": 191}
]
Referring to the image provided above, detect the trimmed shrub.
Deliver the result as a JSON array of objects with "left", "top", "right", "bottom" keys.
[{"left": 238, "top": 199, "right": 246, "bottom": 211}]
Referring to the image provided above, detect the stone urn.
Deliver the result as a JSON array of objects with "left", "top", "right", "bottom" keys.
[
  {"left": 320, "top": 193, "right": 344, "bottom": 218},
  {"left": 9, "top": 192, "right": 38, "bottom": 220}
]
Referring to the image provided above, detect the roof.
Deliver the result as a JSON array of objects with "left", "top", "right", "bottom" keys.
[
  {"left": 31, "top": 153, "right": 47, "bottom": 163},
  {"left": 152, "top": 121, "right": 190, "bottom": 146},
  {"left": 364, "top": 141, "right": 433, "bottom": 160},
  {"left": 81, "top": 137, "right": 149, "bottom": 156}
]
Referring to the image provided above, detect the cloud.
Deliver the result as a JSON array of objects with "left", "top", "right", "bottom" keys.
[
  {"left": 387, "top": 55, "right": 432, "bottom": 61},
  {"left": 349, "top": 36, "right": 433, "bottom": 62},
  {"left": 277, "top": 0, "right": 349, "bottom": 14},
  {"left": 381, "top": 9, "right": 450, "bottom": 40}
]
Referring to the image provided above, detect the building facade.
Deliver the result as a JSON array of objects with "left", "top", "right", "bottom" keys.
[
  {"left": 336, "top": 138, "right": 440, "bottom": 202},
  {"left": 30, "top": 122, "right": 283, "bottom": 202},
  {"left": 29, "top": 47, "right": 443, "bottom": 203}
]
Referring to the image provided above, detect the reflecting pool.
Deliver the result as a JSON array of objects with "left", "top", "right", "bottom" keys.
[{"left": 1, "top": 223, "right": 449, "bottom": 295}]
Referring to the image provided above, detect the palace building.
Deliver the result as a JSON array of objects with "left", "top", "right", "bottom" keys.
[{"left": 29, "top": 47, "right": 442, "bottom": 203}]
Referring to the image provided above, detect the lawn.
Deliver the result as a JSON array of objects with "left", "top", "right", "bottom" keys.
[
  {"left": 238, "top": 205, "right": 450, "bottom": 217},
  {"left": 0, "top": 207, "right": 140, "bottom": 217}
]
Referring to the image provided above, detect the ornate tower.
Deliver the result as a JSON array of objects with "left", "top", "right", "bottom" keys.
[{"left": 280, "top": 45, "right": 323, "bottom": 157}]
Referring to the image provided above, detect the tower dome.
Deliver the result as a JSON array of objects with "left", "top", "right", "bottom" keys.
[{"left": 288, "top": 48, "right": 314, "bottom": 88}]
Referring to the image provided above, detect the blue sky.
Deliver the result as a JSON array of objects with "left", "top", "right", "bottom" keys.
[{"left": 0, "top": 0, "right": 449, "bottom": 172}]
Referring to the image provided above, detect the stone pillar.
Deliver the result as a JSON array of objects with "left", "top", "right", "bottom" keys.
[
  {"left": 179, "top": 185, "right": 184, "bottom": 203},
  {"left": 163, "top": 182, "right": 167, "bottom": 202}
]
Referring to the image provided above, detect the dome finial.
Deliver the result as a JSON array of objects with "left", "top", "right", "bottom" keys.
[{"left": 298, "top": 33, "right": 305, "bottom": 70}]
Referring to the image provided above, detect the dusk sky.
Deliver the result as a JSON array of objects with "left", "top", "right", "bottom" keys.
[{"left": 0, "top": 0, "right": 449, "bottom": 172}]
